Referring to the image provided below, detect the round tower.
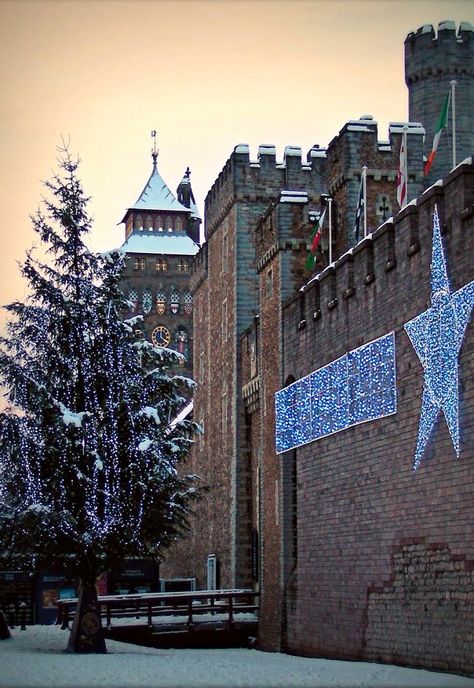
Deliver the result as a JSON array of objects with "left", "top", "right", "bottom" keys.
[{"left": 405, "top": 21, "right": 474, "bottom": 187}]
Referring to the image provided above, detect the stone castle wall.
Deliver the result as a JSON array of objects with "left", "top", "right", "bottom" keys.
[{"left": 278, "top": 159, "right": 474, "bottom": 674}]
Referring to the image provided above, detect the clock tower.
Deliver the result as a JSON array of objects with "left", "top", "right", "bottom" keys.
[{"left": 119, "top": 142, "right": 200, "bottom": 379}]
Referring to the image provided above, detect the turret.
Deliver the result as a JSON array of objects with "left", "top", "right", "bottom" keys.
[
  {"left": 405, "top": 21, "right": 474, "bottom": 187},
  {"left": 177, "top": 167, "right": 201, "bottom": 245}
]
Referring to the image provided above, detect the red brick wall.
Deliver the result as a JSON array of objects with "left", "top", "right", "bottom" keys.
[{"left": 278, "top": 161, "right": 474, "bottom": 674}]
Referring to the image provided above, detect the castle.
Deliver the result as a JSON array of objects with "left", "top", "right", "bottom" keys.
[{"left": 154, "top": 21, "right": 473, "bottom": 674}]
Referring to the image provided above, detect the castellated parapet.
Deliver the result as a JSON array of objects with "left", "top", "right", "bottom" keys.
[
  {"left": 279, "top": 155, "right": 474, "bottom": 674},
  {"left": 204, "top": 143, "right": 327, "bottom": 240},
  {"left": 326, "top": 115, "right": 424, "bottom": 258},
  {"left": 287, "top": 155, "right": 474, "bottom": 378},
  {"left": 405, "top": 21, "right": 474, "bottom": 187}
]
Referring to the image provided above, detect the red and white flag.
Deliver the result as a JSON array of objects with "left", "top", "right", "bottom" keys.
[{"left": 396, "top": 132, "right": 407, "bottom": 209}]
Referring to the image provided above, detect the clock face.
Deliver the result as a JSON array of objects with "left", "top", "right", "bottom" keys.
[{"left": 151, "top": 325, "right": 171, "bottom": 347}]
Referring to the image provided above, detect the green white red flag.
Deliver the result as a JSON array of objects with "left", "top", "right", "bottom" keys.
[
  {"left": 424, "top": 92, "right": 450, "bottom": 176},
  {"left": 305, "top": 207, "right": 327, "bottom": 271}
]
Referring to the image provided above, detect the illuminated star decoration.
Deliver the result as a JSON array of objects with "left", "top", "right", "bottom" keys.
[{"left": 404, "top": 206, "right": 474, "bottom": 470}]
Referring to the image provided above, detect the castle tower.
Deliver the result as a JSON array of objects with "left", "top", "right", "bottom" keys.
[
  {"left": 118, "top": 148, "right": 200, "bottom": 378},
  {"left": 158, "top": 144, "right": 326, "bottom": 593},
  {"left": 326, "top": 116, "right": 424, "bottom": 258},
  {"left": 405, "top": 21, "right": 474, "bottom": 187}
]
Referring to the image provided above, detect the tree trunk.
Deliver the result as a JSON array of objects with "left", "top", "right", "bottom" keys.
[
  {"left": 66, "top": 581, "right": 106, "bottom": 653},
  {"left": 0, "top": 610, "right": 11, "bottom": 640}
]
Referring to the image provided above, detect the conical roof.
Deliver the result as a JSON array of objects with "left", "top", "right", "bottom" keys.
[
  {"left": 177, "top": 167, "right": 201, "bottom": 220},
  {"left": 121, "top": 158, "right": 188, "bottom": 222}
]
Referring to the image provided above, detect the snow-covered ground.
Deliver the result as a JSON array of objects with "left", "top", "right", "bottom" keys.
[{"left": 1, "top": 625, "right": 473, "bottom": 688}]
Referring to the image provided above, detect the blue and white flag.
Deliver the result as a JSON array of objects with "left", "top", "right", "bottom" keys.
[{"left": 353, "top": 170, "right": 366, "bottom": 242}]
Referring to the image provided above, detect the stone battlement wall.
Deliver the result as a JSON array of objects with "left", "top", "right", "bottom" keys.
[
  {"left": 204, "top": 144, "right": 327, "bottom": 239},
  {"left": 405, "top": 21, "right": 474, "bottom": 85},
  {"left": 326, "top": 116, "right": 425, "bottom": 254},
  {"left": 289, "top": 156, "right": 473, "bottom": 361},
  {"left": 280, "top": 157, "right": 474, "bottom": 674}
]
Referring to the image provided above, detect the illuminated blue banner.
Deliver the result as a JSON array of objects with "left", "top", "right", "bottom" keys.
[{"left": 275, "top": 333, "right": 397, "bottom": 454}]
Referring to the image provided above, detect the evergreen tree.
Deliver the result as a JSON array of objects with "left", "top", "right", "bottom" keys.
[{"left": 0, "top": 148, "right": 200, "bottom": 651}]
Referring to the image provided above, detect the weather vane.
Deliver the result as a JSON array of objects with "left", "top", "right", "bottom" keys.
[{"left": 151, "top": 129, "right": 158, "bottom": 164}]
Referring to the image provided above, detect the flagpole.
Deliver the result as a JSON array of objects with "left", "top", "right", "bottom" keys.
[
  {"left": 403, "top": 126, "right": 408, "bottom": 205},
  {"left": 362, "top": 166, "right": 367, "bottom": 238},
  {"left": 328, "top": 197, "right": 333, "bottom": 264},
  {"left": 450, "top": 80, "right": 457, "bottom": 169}
]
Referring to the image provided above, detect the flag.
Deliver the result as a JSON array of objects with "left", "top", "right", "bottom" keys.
[
  {"left": 353, "top": 176, "right": 364, "bottom": 242},
  {"left": 305, "top": 207, "right": 327, "bottom": 271},
  {"left": 396, "top": 134, "right": 407, "bottom": 208},
  {"left": 424, "top": 92, "right": 450, "bottom": 176}
]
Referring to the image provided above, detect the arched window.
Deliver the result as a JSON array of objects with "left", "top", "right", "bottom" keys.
[
  {"left": 170, "top": 287, "right": 180, "bottom": 314},
  {"left": 166, "top": 216, "right": 173, "bottom": 232},
  {"left": 128, "top": 288, "right": 139, "bottom": 313},
  {"left": 156, "top": 288, "right": 166, "bottom": 315},
  {"left": 142, "top": 288, "right": 152, "bottom": 314},
  {"left": 145, "top": 214, "right": 153, "bottom": 231},
  {"left": 135, "top": 214, "right": 143, "bottom": 231},
  {"left": 183, "top": 291, "right": 192, "bottom": 315},
  {"left": 155, "top": 215, "right": 163, "bottom": 232},
  {"left": 175, "top": 216, "right": 183, "bottom": 231}
]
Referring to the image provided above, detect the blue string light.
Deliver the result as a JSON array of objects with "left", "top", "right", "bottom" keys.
[
  {"left": 404, "top": 207, "right": 474, "bottom": 470},
  {"left": 275, "top": 333, "right": 397, "bottom": 453}
]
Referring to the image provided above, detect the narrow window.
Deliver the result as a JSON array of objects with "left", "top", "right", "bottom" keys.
[
  {"left": 266, "top": 269, "right": 273, "bottom": 299},
  {"left": 222, "top": 385, "right": 228, "bottom": 437},
  {"left": 222, "top": 299, "right": 228, "bottom": 339},
  {"left": 223, "top": 232, "right": 229, "bottom": 273}
]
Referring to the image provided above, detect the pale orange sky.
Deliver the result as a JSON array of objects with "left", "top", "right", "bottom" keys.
[{"left": 0, "top": 0, "right": 473, "bottom": 326}]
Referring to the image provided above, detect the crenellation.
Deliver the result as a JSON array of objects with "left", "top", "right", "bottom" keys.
[
  {"left": 205, "top": 143, "right": 328, "bottom": 239},
  {"left": 406, "top": 22, "right": 474, "bottom": 188},
  {"left": 286, "top": 158, "right": 473, "bottom": 335}
]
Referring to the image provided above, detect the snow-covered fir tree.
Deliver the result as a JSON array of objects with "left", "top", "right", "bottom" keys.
[{"left": 0, "top": 149, "right": 200, "bottom": 651}]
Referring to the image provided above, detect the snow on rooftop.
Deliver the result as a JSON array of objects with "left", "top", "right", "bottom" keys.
[
  {"left": 389, "top": 122, "right": 425, "bottom": 135},
  {"left": 348, "top": 116, "right": 377, "bottom": 126},
  {"left": 234, "top": 144, "right": 250, "bottom": 154},
  {"left": 438, "top": 20, "right": 456, "bottom": 32},
  {"left": 284, "top": 146, "right": 302, "bottom": 157},
  {"left": 347, "top": 125, "right": 373, "bottom": 132},
  {"left": 1, "top": 624, "right": 471, "bottom": 688},
  {"left": 309, "top": 148, "right": 327, "bottom": 158},
  {"left": 258, "top": 145, "right": 276, "bottom": 156},
  {"left": 280, "top": 190, "right": 308, "bottom": 203},
  {"left": 121, "top": 232, "right": 199, "bottom": 256},
  {"left": 123, "top": 164, "right": 189, "bottom": 219}
]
